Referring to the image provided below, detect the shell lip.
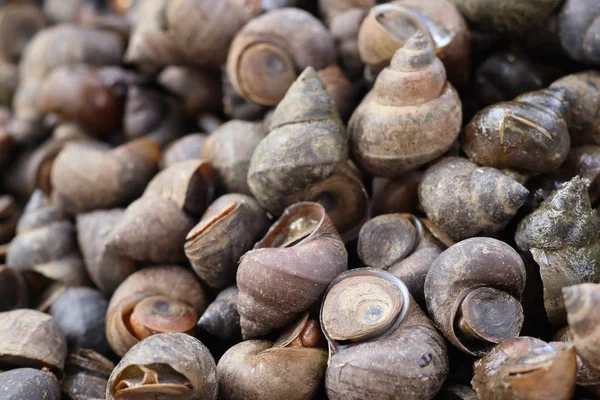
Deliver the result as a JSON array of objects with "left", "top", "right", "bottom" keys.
[{"left": 319, "top": 268, "right": 411, "bottom": 358}]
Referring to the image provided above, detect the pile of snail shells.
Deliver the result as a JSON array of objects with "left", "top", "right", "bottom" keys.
[{"left": 2, "top": 0, "right": 600, "bottom": 399}]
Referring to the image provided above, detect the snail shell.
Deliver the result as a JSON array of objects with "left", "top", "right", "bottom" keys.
[
  {"left": 462, "top": 87, "right": 571, "bottom": 173},
  {"left": 555, "top": 325, "right": 600, "bottom": 392},
  {"left": 77, "top": 209, "right": 138, "bottom": 296},
  {"left": 227, "top": 8, "right": 336, "bottom": 106},
  {"left": 158, "top": 66, "right": 221, "bottom": 117},
  {"left": 329, "top": 7, "right": 369, "bottom": 80},
  {"left": 0, "top": 309, "right": 67, "bottom": 376},
  {"left": 319, "top": 0, "right": 375, "bottom": 25},
  {"left": 472, "top": 337, "right": 576, "bottom": 400},
  {"left": 107, "top": 160, "right": 216, "bottom": 263},
  {"left": 0, "top": 368, "right": 61, "bottom": 400},
  {"left": 349, "top": 31, "right": 462, "bottom": 178},
  {"left": 425, "top": 237, "right": 526, "bottom": 356},
  {"left": 322, "top": 269, "right": 449, "bottom": 400},
  {"left": 0, "top": 2, "right": 46, "bottom": 64},
  {"left": 237, "top": 202, "right": 347, "bottom": 339},
  {"left": 248, "top": 67, "right": 367, "bottom": 236},
  {"left": 106, "top": 333, "right": 218, "bottom": 400},
  {"left": 197, "top": 286, "right": 241, "bottom": 341},
  {"left": 185, "top": 194, "right": 268, "bottom": 289},
  {"left": 161, "top": 133, "right": 207, "bottom": 169},
  {"left": 217, "top": 314, "right": 328, "bottom": 400},
  {"left": 516, "top": 176, "right": 600, "bottom": 325},
  {"left": 559, "top": 0, "right": 600, "bottom": 65},
  {"left": 51, "top": 138, "right": 160, "bottom": 214},
  {"left": 106, "top": 266, "right": 207, "bottom": 356},
  {"left": 563, "top": 283, "right": 600, "bottom": 376},
  {"left": 550, "top": 71, "right": 600, "bottom": 146},
  {"left": 419, "top": 156, "right": 529, "bottom": 241},
  {"left": 358, "top": 0, "right": 470, "bottom": 84},
  {"left": 62, "top": 349, "right": 115, "bottom": 400}
]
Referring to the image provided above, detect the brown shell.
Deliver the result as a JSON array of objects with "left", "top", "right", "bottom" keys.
[
  {"left": 197, "top": 286, "right": 241, "bottom": 341},
  {"left": 0, "top": 309, "right": 67, "bottom": 376},
  {"left": 349, "top": 32, "right": 462, "bottom": 178},
  {"left": 124, "top": 86, "right": 186, "bottom": 147},
  {"left": 217, "top": 315, "right": 327, "bottom": 400},
  {"left": 323, "top": 269, "right": 449, "bottom": 400},
  {"left": 62, "top": 349, "right": 115, "bottom": 400},
  {"left": 185, "top": 194, "right": 268, "bottom": 289},
  {"left": 166, "top": 0, "right": 260, "bottom": 70},
  {"left": 237, "top": 202, "right": 347, "bottom": 338},
  {"left": 371, "top": 171, "right": 421, "bottom": 217},
  {"left": 51, "top": 138, "right": 160, "bottom": 214},
  {"left": 558, "top": 0, "right": 600, "bottom": 65},
  {"left": 419, "top": 157, "right": 529, "bottom": 241},
  {"left": 555, "top": 325, "right": 600, "bottom": 390},
  {"left": 107, "top": 160, "right": 216, "bottom": 263},
  {"left": 319, "top": 0, "right": 375, "bottom": 24},
  {"left": 563, "top": 284, "right": 600, "bottom": 376},
  {"left": 226, "top": 8, "right": 336, "bottom": 106},
  {"left": 358, "top": 0, "right": 470, "bottom": 84},
  {"left": 462, "top": 87, "right": 571, "bottom": 172},
  {"left": 0, "top": 2, "right": 46, "bottom": 64},
  {"left": 106, "top": 333, "right": 217, "bottom": 400},
  {"left": 472, "top": 337, "right": 576, "bottom": 400},
  {"left": 158, "top": 66, "right": 222, "bottom": 116},
  {"left": 160, "top": 133, "right": 207, "bottom": 169},
  {"left": 202, "top": 120, "right": 266, "bottom": 195},
  {"left": 77, "top": 209, "right": 137, "bottom": 296},
  {"left": 516, "top": 177, "right": 600, "bottom": 325},
  {"left": 357, "top": 214, "right": 446, "bottom": 305},
  {"left": 11, "top": 25, "right": 125, "bottom": 143},
  {"left": 248, "top": 67, "right": 367, "bottom": 236},
  {"left": 106, "top": 266, "right": 207, "bottom": 356},
  {"left": 550, "top": 71, "right": 600, "bottom": 146},
  {"left": 424, "top": 237, "right": 527, "bottom": 356},
  {"left": 124, "top": 0, "right": 184, "bottom": 76},
  {"left": 0, "top": 266, "right": 28, "bottom": 312}
]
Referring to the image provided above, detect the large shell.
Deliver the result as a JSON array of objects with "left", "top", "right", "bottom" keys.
[
  {"left": 185, "top": 194, "right": 268, "bottom": 289},
  {"left": 419, "top": 157, "right": 529, "bottom": 241},
  {"left": 51, "top": 138, "right": 160, "bottom": 214},
  {"left": 349, "top": 32, "right": 462, "bottom": 178},
  {"left": 226, "top": 8, "right": 336, "bottom": 106},
  {"left": 237, "top": 202, "right": 347, "bottom": 339},
  {"left": 248, "top": 67, "right": 367, "bottom": 236},
  {"left": 563, "top": 283, "right": 600, "bottom": 376},
  {"left": 425, "top": 237, "right": 527, "bottom": 356},
  {"left": 358, "top": 0, "right": 470, "bottom": 84},
  {"left": 0, "top": 309, "right": 67, "bottom": 376},
  {"left": 106, "top": 333, "right": 218, "bottom": 400},
  {"left": 462, "top": 88, "right": 570, "bottom": 172},
  {"left": 472, "top": 337, "right": 576, "bottom": 400},
  {"left": 106, "top": 266, "right": 207, "bottom": 356},
  {"left": 516, "top": 177, "right": 600, "bottom": 325},
  {"left": 323, "top": 269, "right": 448, "bottom": 400}
]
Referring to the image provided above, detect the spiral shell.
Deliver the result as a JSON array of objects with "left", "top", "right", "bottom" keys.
[
  {"left": 559, "top": 0, "right": 600, "bottom": 65},
  {"left": 555, "top": 325, "right": 600, "bottom": 391},
  {"left": 227, "top": 8, "right": 336, "bottom": 106},
  {"left": 106, "top": 266, "right": 207, "bottom": 356},
  {"left": 472, "top": 337, "right": 576, "bottom": 400},
  {"left": 248, "top": 67, "right": 367, "bottom": 236},
  {"left": 425, "top": 237, "right": 527, "bottom": 356},
  {"left": 322, "top": 269, "right": 448, "bottom": 400},
  {"left": 358, "top": 0, "right": 470, "bottom": 84},
  {"left": 563, "top": 283, "right": 600, "bottom": 376},
  {"left": 516, "top": 176, "right": 600, "bottom": 325},
  {"left": 107, "top": 333, "right": 217, "bottom": 400},
  {"left": 237, "top": 202, "right": 347, "bottom": 339},
  {"left": 51, "top": 138, "right": 160, "bottom": 214},
  {"left": 349, "top": 32, "right": 462, "bottom": 178},
  {"left": 197, "top": 286, "right": 241, "bottom": 341},
  {"left": 161, "top": 133, "right": 207, "bottom": 169},
  {"left": 419, "top": 157, "right": 529, "bottom": 241},
  {"left": 462, "top": 87, "right": 570, "bottom": 172}
]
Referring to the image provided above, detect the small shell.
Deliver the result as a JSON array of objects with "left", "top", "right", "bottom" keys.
[
  {"left": 62, "top": 349, "right": 115, "bottom": 400},
  {"left": 197, "top": 286, "right": 241, "bottom": 341},
  {"left": 0, "top": 368, "right": 60, "bottom": 400}
]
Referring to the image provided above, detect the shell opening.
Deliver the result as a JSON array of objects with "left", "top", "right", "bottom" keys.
[{"left": 113, "top": 363, "right": 193, "bottom": 399}]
